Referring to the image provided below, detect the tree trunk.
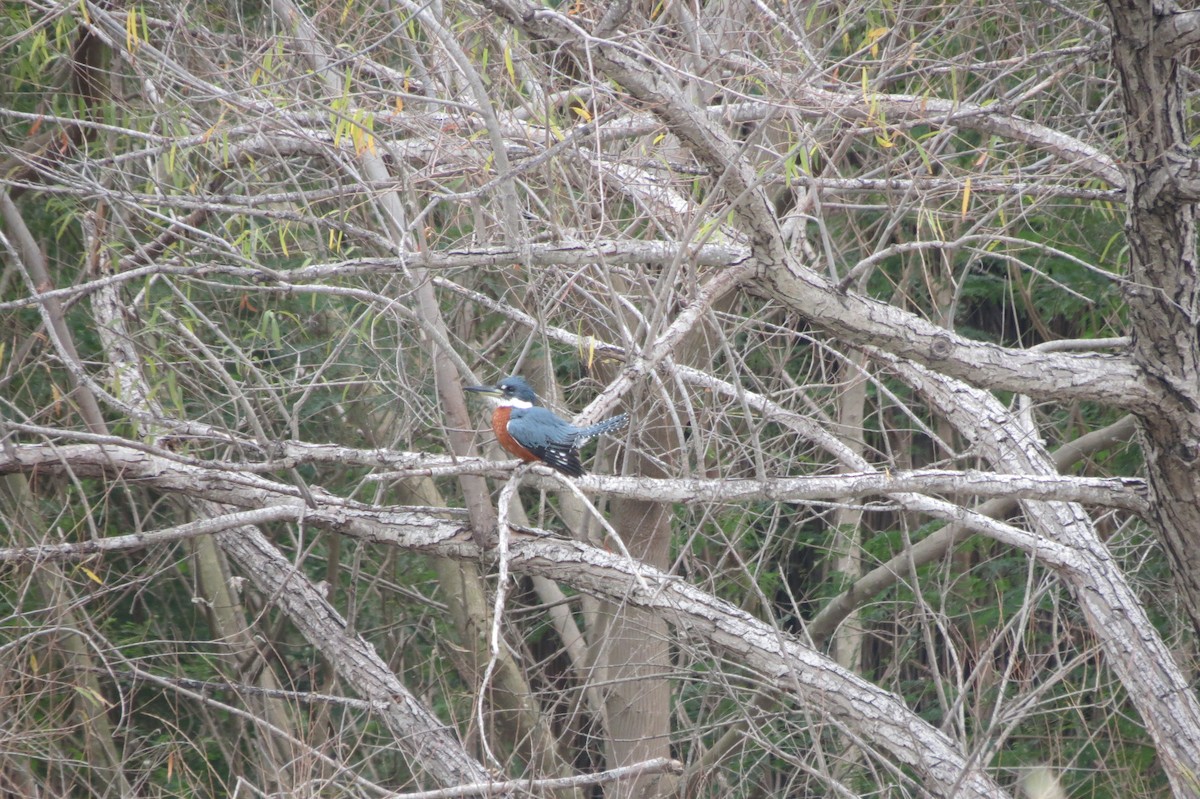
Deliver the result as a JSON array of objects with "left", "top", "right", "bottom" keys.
[
  {"left": 1104, "top": 0, "right": 1200, "bottom": 636},
  {"left": 595, "top": 493, "right": 675, "bottom": 799}
]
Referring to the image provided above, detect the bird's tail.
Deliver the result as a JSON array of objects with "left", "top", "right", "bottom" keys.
[{"left": 577, "top": 413, "right": 629, "bottom": 440}]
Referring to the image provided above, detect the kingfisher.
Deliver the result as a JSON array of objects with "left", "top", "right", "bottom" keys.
[{"left": 465, "top": 375, "right": 628, "bottom": 477}]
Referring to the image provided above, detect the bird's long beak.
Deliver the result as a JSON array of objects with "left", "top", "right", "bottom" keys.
[{"left": 464, "top": 384, "right": 503, "bottom": 398}]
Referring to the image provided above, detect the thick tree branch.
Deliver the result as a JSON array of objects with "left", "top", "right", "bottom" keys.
[
  {"left": 750, "top": 263, "right": 1147, "bottom": 409},
  {"left": 0, "top": 442, "right": 1146, "bottom": 538},
  {"left": 790, "top": 88, "right": 1122, "bottom": 186},
  {"left": 1157, "top": 9, "right": 1200, "bottom": 51},
  {"left": 0, "top": 506, "right": 304, "bottom": 562},
  {"left": 1142, "top": 146, "right": 1200, "bottom": 205}
]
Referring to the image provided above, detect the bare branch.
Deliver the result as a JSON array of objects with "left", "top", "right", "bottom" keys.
[{"left": 387, "top": 758, "right": 683, "bottom": 799}]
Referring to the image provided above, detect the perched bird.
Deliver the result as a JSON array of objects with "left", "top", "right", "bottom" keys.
[{"left": 465, "top": 375, "right": 628, "bottom": 477}]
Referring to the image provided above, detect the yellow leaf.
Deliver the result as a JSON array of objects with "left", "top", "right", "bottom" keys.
[
  {"left": 866, "top": 26, "right": 888, "bottom": 58},
  {"left": 874, "top": 133, "right": 894, "bottom": 148},
  {"left": 125, "top": 7, "right": 138, "bottom": 51},
  {"left": 204, "top": 109, "right": 226, "bottom": 142},
  {"left": 961, "top": 176, "right": 972, "bottom": 221},
  {"left": 81, "top": 566, "right": 103, "bottom": 585},
  {"left": 73, "top": 684, "right": 111, "bottom": 709},
  {"left": 29, "top": 652, "right": 38, "bottom": 674},
  {"left": 504, "top": 46, "right": 515, "bottom": 83},
  {"left": 572, "top": 104, "right": 592, "bottom": 122}
]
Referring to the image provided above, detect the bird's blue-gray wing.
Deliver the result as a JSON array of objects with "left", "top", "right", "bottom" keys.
[{"left": 506, "top": 408, "right": 585, "bottom": 476}]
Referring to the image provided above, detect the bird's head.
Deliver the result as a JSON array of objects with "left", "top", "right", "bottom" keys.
[{"left": 464, "top": 375, "right": 539, "bottom": 408}]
